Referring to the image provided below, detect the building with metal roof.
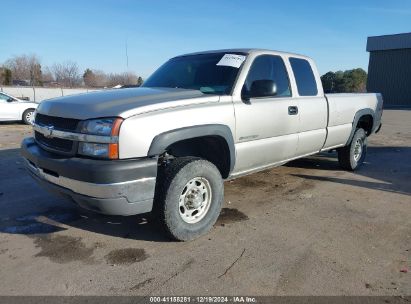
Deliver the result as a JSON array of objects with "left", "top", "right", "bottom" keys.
[{"left": 367, "top": 33, "right": 411, "bottom": 107}]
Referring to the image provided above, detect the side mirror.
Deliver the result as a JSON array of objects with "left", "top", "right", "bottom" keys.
[
  {"left": 7, "top": 98, "right": 15, "bottom": 102},
  {"left": 249, "top": 80, "right": 277, "bottom": 98}
]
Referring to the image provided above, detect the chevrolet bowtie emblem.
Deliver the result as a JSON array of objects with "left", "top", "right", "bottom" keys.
[{"left": 44, "top": 125, "right": 54, "bottom": 138}]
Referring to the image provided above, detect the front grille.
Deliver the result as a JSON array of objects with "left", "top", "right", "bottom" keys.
[
  {"left": 34, "top": 114, "right": 80, "bottom": 154},
  {"left": 35, "top": 131, "right": 74, "bottom": 152},
  {"left": 35, "top": 113, "right": 80, "bottom": 131}
]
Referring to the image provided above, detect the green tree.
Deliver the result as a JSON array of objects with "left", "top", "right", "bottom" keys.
[
  {"left": 321, "top": 71, "right": 336, "bottom": 93},
  {"left": 0, "top": 67, "right": 12, "bottom": 85},
  {"left": 321, "top": 68, "right": 367, "bottom": 93},
  {"left": 83, "top": 68, "right": 94, "bottom": 86},
  {"left": 4, "top": 68, "right": 12, "bottom": 85},
  {"left": 343, "top": 68, "right": 367, "bottom": 93},
  {"left": 334, "top": 71, "right": 345, "bottom": 92}
]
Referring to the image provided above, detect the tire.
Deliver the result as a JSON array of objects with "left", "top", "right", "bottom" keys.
[
  {"left": 337, "top": 128, "right": 367, "bottom": 171},
  {"left": 153, "top": 157, "right": 224, "bottom": 241},
  {"left": 22, "top": 109, "right": 35, "bottom": 125}
]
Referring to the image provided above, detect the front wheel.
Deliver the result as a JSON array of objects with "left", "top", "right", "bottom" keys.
[
  {"left": 337, "top": 128, "right": 367, "bottom": 171},
  {"left": 153, "top": 157, "right": 223, "bottom": 241},
  {"left": 22, "top": 109, "right": 35, "bottom": 125}
]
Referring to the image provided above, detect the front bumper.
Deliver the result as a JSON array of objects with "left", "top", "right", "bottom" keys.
[{"left": 21, "top": 137, "right": 157, "bottom": 216}]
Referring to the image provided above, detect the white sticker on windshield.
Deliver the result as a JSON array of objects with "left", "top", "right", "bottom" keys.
[{"left": 216, "top": 54, "right": 246, "bottom": 68}]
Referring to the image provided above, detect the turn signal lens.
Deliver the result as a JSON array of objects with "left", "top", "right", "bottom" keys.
[
  {"left": 108, "top": 118, "right": 123, "bottom": 159},
  {"left": 108, "top": 143, "right": 119, "bottom": 159}
]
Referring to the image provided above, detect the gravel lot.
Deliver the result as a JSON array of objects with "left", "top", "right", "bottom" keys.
[{"left": 0, "top": 110, "right": 410, "bottom": 296}]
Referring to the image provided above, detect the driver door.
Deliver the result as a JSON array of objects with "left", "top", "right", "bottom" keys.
[{"left": 232, "top": 55, "right": 299, "bottom": 174}]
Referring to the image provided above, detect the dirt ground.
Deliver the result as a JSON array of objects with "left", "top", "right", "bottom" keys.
[{"left": 0, "top": 110, "right": 410, "bottom": 296}]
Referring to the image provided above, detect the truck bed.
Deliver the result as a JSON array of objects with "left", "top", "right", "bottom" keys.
[{"left": 323, "top": 93, "right": 383, "bottom": 150}]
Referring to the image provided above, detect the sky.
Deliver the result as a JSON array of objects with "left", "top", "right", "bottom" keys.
[{"left": 1, "top": 0, "right": 410, "bottom": 78}]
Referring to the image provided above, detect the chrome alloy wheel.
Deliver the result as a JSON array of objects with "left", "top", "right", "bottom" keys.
[
  {"left": 353, "top": 138, "right": 363, "bottom": 162},
  {"left": 179, "top": 177, "right": 212, "bottom": 224}
]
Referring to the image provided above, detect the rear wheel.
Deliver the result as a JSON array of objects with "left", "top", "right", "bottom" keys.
[
  {"left": 153, "top": 157, "right": 223, "bottom": 241},
  {"left": 337, "top": 128, "right": 367, "bottom": 171},
  {"left": 22, "top": 109, "right": 35, "bottom": 125}
]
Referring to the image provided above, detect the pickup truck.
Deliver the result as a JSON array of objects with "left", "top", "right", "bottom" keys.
[
  {"left": 0, "top": 91, "right": 38, "bottom": 124},
  {"left": 21, "top": 49, "right": 383, "bottom": 241}
]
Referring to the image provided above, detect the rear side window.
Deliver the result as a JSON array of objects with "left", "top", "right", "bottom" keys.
[{"left": 289, "top": 58, "right": 318, "bottom": 96}]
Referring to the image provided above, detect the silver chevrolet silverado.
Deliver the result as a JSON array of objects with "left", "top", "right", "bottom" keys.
[{"left": 21, "top": 49, "right": 383, "bottom": 241}]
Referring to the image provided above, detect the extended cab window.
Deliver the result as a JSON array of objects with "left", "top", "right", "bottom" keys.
[
  {"left": 289, "top": 58, "right": 318, "bottom": 96},
  {"left": 243, "top": 55, "right": 291, "bottom": 97}
]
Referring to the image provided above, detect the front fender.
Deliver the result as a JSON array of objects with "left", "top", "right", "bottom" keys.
[{"left": 148, "top": 124, "right": 236, "bottom": 172}]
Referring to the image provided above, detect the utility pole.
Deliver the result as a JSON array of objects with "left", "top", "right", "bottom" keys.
[
  {"left": 125, "top": 38, "right": 129, "bottom": 70},
  {"left": 125, "top": 38, "right": 129, "bottom": 84}
]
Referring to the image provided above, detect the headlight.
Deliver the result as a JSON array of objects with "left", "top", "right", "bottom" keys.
[
  {"left": 78, "top": 118, "right": 123, "bottom": 159},
  {"left": 81, "top": 118, "right": 116, "bottom": 136},
  {"left": 79, "top": 142, "right": 110, "bottom": 158}
]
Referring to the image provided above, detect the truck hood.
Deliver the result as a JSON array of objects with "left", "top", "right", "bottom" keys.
[{"left": 36, "top": 87, "right": 219, "bottom": 120}]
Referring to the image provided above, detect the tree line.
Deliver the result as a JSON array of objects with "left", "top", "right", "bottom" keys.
[
  {"left": 321, "top": 68, "right": 367, "bottom": 93},
  {"left": 1, "top": 53, "right": 367, "bottom": 93},
  {"left": 0, "top": 54, "right": 143, "bottom": 88}
]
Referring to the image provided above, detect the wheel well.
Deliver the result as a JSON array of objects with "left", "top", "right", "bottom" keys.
[
  {"left": 165, "top": 136, "right": 231, "bottom": 178},
  {"left": 357, "top": 115, "right": 373, "bottom": 136},
  {"left": 22, "top": 108, "right": 35, "bottom": 119}
]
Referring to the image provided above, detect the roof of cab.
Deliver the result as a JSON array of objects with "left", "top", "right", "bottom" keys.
[{"left": 176, "top": 48, "right": 310, "bottom": 59}]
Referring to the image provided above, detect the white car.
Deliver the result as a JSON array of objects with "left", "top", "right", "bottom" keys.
[{"left": 0, "top": 91, "right": 38, "bottom": 124}]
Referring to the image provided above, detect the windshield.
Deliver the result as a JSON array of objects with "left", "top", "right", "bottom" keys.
[{"left": 143, "top": 52, "right": 247, "bottom": 95}]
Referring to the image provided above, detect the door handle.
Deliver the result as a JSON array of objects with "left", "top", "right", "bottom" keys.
[{"left": 288, "top": 106, "right": 298, "bottom": 115}]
